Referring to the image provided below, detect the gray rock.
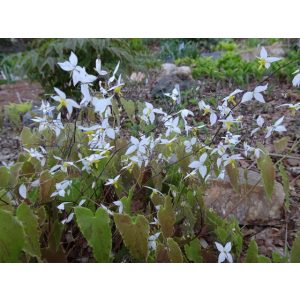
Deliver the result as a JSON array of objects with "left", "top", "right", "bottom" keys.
[
  {"left": 201, "top": 51, "right": 224, "bottom": 59},
  {"left": 151, "top": 74, "right": 196, "bottom": 98},
  {"left": 240, "top": 43, "right": 287, "bottom": 61},
  {"left": 161, "top": 63, "right": 177, "bottom": 76},
  {"left": 204, "top": 168, "right": 285, "bottom": 224},
  {"left": 22, "top": 106, "right": 43, "bottom": 125}
]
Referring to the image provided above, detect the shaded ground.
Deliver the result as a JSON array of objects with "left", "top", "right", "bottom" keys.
[{"left": 0, "top": 80, "right": 43, "bottom": 105}]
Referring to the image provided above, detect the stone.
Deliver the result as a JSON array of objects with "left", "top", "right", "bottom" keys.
[
  {"left": 22, "top": 106, "right": 43, "bottom": 126},
  {"left": 240, "top": 42, "right": 287, "bottom": 62},
  {"left": 287, "top": 158, "right": 299, "bottom": 167},
  {"left": 161, "top": 63, "right": 177, "bottom": 76},
  {"left": 175, "top": 66, "right": 192, "bottom": 79},
  {"left": 204, "top": 168, "right": 285, "bottom": 224},
  {"left": 201, "top": 51, "right": 224, "bottom": 60},
  {"left": 130, "top": 72, "right": 145, "bottom": 83},
  {"left": 160, "top": 64, "right": 192, "bottom": 79},
  {"left": 150, "top": 74, "right": 196, "bottom": 98},
  {"left": 151, "top": 64, "right": 195, "bottom": 98}
]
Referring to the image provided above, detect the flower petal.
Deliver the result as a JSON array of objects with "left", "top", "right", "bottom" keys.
[{"left": 241, "top": 92, "right": 253, "bottom": 103}]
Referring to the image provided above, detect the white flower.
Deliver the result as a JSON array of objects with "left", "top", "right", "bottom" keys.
[
  {"left": 80, "top": 84, "right": 92, "bottom": 107},
  {"left": 159, "top": 137, "right": 177, "bottom": 146},
  {"left": 108, "top": 74, "right": 124, "bottom": 92},
  {"left": 241, "top": 84, "right": 268, "bottom": 103},
  {"left": 144, "top": 186, "right": 164, "bottom": 197},
  {"left": 222, "top": 132, "right": 240, "bottom": 146},
  {"left": 251, "top": 115, "right": 265, "bottom": 136},
  {"left": 92, "top": 96, "right": 112, "bottom": 114},
  {"left": 108, "top": 61, "right": 120, "bottom": 85},
  {"left": 58, "top": 52, "right": 91, "bottom": 86},
  {"left": 113, "top": 200, "right": 124, "bottom": 214},
  {"left": 164, "top": 85, "right": 181, "bottom": 104},
  {"left": 61, "top": 213, "right": 74, "bottom": 224},
  {"left": 57, "top": 202, "right": 72, "bottom": 211},
  {"left": 211, "top": 142, "right": 228, "bottom": 156},
  {"left": 222, "top": 89, "right": 243, "bottom": 105},
  {"left": 265, "top": 116, "right": 287, "bottom": 138},
  {"left": 39, "top": 100, "right": 56, "bottom": 115},
  {"left": 184, "top": 137, "right": 197, "bottom": 153},
  {"left": 150, "top": 217, "right": 159, "bottom": 225},
  {"left": 243, "top": 143, "right": 263, "bottom": 158},
  {"left": 148, "top": 232, "right": 160, "bottom": 251},
  {"left": 2, "top": 161, "right": 14, "bottom": 169},
  {"left": 179, "top": 109, "right": 194, "bottom": 120},
  {"left": 73, "top": 66, "right": 97, "bottom": 86},
  {"left": 164, "top": 116, "right": 181, "bottom": 136},
  {"left": 126, "top": 136, "right": 149, "bottom": 156},
  {"left": 51, "top": 180, "right": 72, "bottom": 198},
  {"left": 218, "top": 114, "right": 241, "bottom": 131},
  {"left": 50, "top": 156, "right": 79, "bottom": 174},
  {"left": 292, "top": 69, "right": 300, "bottom": 87},
  {"left": 105, "top": 175, "right": 121, "bottom": 187},
  {"left": 223, "top": 154, "right": 243, "bottom": 166},
  {"left": 277, "top": 102, "right": 300, "bottom": 111},
  {"left": 94, "top": 58, "right": 108, "bottom": 76},
  {"left": 141, "top": 102, "right": 165, "bottom": 124},
  {"left": 100, "top": 204, "right": 113, "bottom": 215},
  {"left": 52, "top": 87, "right": 80, "bottom": 118},
  {"left": 215, "top": 242, "right": 233, "bottom": 263},
  {"left": 188, "top": 153, "right": 208, "bottom": 178},
  {"left": 58, "top": 52, "right": 78, "bottom": 72},
  {"left": 24, "top": 147, "right": 46, "bottom": 166},
  {"left": 19, "top": 184, "right": 27, "bottom": 199},
  {"left": 257, "top": 47, "right": 282, "bottom": 69},
  {"left": 198, "top": 100, "right": 217, "bottom": 126}
]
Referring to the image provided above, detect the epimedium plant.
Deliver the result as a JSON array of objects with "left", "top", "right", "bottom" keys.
[{"left": 0, "top": 48, "right": 300, "bottom": 263}]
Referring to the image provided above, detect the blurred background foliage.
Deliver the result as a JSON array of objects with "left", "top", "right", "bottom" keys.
[{"left": 0, "top": 38, "right": 299, "bottom": 92}]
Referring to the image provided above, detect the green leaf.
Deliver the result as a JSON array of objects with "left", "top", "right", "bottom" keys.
[
  {"left": 114, "top": 213, "right": 149, "bottom": 262},
  {"left": 291, "top": 232, "right": 300, "bottom": 263},
  {"left": 120, "top": 99, "right": 136, "bottom": 122},
  {"left": 16, "top": 203, "right": 41, "bottom": 259},
  {"left": 48, "top": 220, "right": 64, "bottom": 251},
  {"left": 158, "top": 196, "right": 176, "bottom": 239},
  {"left": 75, "top": 207, "right": 112, "bottom": 263},
  {"left": 155, "top": 243, "right": 169, "bottom": 263},
  {"left": 225, "top": 162, "right": 240, "bottom": 193},
  {"left": 245, "top": 240, "right": 258, "bottom": 263},
  {"left": 184, "top": 239, "right": 203, "bottom": 262},
  {"left": 0, "top": 167, "right": 10, "bottom": 189},
  {"left": 167, "top": 238, "right": 183, "bottom": 263},
  {"left": 279, "top": 163, "right": 290, "bottom": 209},
  {"left": 272, "top": 252, "right": 288, "bottom": 263},
  {"left": 20, "top": 127, "right": 39, "bottom": 148},
  {"left": 0, "top": 209, "right": 25, "bottom": 262},
  {"left": 274, "top": 136, "right": 290, "bottom": 153},
  {"left": 257, "top": 255, "right": 271, "bottom": 263},
  {"left": 257, "top": 154, "right": 275, "bottom": 200},
  {"left": 39, "top": 171, "right": 56, "bottom": 203}
]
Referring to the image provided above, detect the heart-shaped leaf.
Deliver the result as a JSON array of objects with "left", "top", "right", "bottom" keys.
[
  {"left": 16, "top": 203, "right": 41, "bottom": 259},
  {"left": 114, "top": 213, "right": 149, "bottom": 262},
  {"left": 0, "top": 209, "right": 25, "bottom": 262},
  {"left": 158, "top": 196, "right": 175, "bottom": 239},
  {"left": 75, "top": 207, "right": 112, "bottom": 263}
]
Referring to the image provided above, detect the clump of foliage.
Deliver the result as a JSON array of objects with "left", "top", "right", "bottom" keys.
[
  {"left": 176, "top": 44, "right": 300, "bottom": 86},
  {"left": 1, "top": 39, "right": 144, "bottom": 93},
  {"left": 0, "top": 102, "right": 32, "bottom": 128},
  {"left": 176, "top": 52, "right": 264, "bottom": 86},
  {"left": 0, "top": 48, "right": 299, "bottom": 263},
  {"left": 156, "top": 38, "right": 219, "bottom": 61}
]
